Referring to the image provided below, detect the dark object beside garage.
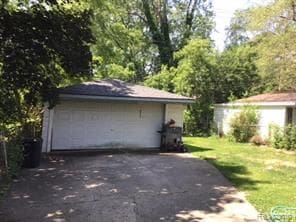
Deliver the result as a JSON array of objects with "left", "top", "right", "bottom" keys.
[
  {"left": 159, "top": 125, "right": 187, "bottom": 152},
  {"left": 22, "top": 138, "right": 42, "bottom": 168}
]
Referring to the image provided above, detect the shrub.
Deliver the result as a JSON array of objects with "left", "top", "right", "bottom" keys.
[
  {"left": 183, "top": 106, "right": 212, "bottom": 136},
  {"left": 270, "top": 124, "right": 296, "bottom": 150},
  {"left": 0, "top": 127, "right": 23, "bottom": 180},
  {"left": 229, "top": 106, "right": 259, "bottom": 142},
  {"left": 6, "top": 142, "right": 23, "bottom": 178}
]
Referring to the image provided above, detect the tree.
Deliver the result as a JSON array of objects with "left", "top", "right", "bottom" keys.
[
  {"left": 145, "top": 38, "right": 218, "bottom": 135},
  {"left": 246, "top": 0, "right": 296, "bottom": 91},
  {"left": 216, "top": 44, "right": 259, "bottom": 102},
  {"left": 144, "top": 65, "right": 175, "bottom": 92},
  {"left": 91, "top": 0, "right": 148, "bottom": 82},
  {"left": 0, "top": 0, "right": 94, "bottom": 126},
  {"left": 225, "top": 10, "right": 250, "bottom": 48},
  {"left": 172, "top": 38, "right": 217, "bottom": 135},
  {"left": 91, "top": 0, "right": 214, "bottom": 79}
]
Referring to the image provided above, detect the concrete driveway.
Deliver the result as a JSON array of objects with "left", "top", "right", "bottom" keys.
[{"left": 0, "top": 152, "right": 257, "bottom": 222}]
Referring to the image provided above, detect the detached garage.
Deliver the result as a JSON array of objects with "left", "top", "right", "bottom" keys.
[{"left": 42, "top": 80, "right": 193, "bottom": 152}]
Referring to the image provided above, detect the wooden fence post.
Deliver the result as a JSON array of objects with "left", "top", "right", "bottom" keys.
[{"left": 1, "top": 131, "right": 8, "bottom": 172}]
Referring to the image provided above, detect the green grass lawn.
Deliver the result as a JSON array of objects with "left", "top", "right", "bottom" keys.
[{"left": 184, "top": 136, "right": 296, "bottom": 213}]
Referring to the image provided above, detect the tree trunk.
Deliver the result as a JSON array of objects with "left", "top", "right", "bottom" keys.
[
  {"left": 141, "top": 0, "right": 174, "bottom": 68},
  {"left": 180, "top": 0, "right": 199, "bottom": 48}
]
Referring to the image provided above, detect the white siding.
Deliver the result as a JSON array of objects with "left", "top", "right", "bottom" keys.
[
  {"left": 214, "top": 106, "right": 241, "bottom": 135},
  {"left": 49, "top": 100, "right": 164, "bottom": 150},
  {"left": 164, "top": 104, "right": 186, "bottom": 127},
  {"left": 214, "top": 105, "right": 287, "bottom": 139},
  {"left": 258, "top": 106, "right": 286, "bottom": 138}
]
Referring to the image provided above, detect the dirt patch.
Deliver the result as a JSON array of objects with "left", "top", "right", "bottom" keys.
[{"left": 264, "top": 159, "right": 296, "bottom": 169}]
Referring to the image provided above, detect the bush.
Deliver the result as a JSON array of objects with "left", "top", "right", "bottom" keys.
[
  {"left": 6, "top": 142, "right": 23, "bottom": 178},
  {"left": 0, "top": 125, "right": 24, "bottom": 181},
  {"left": 229, "top": 106, "right": 259, "bottom": 142},
  {"left": 183, "top": 106, "right": 212, "bottom": 136},
  {"left": 1, "top": 139, "right": 23, "bottom": 179},
  {"left": 270, "top": 124, "right": 296, "bottom": 150}
]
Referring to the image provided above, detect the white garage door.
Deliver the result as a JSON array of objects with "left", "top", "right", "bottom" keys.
[{"left": 51, "top": 100, "right": 164, "bottom": 150}]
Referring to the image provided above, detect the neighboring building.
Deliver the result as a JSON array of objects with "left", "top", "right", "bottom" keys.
[
  {"left": 214, "top": 92, "right": 296, "bottom": 139},
  {"left": 42, "top": 79, "right": 193, "bottom": 152}
]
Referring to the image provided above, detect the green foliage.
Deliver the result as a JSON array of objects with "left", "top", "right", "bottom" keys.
[
  {"left": 173, "top": 38, "right": 218, "bottom": 135},
  {"left": 184, "top": 136, "right": 296, "bottom": 212},
  {"left": 94, "top": 61, "right": 136, "bottom": 81},
  {"left": 270, "top": 124, "right": 296, "bottom": 150},
  {"left": 91, "top": 0, "right": 214, "bottom": 78},
  {"left": 216, "top": 44, "right": 259, "bottom": 102},
  {"left": 229, "top": 106, "right": 259, "bottom": 142},
  {"left": 144, "top": 38, "right": 259, "bottom": 135},
  {"left": 89, "top": 0, "right": 260, "bottom": 135},
  {"left": 173, "top": 39, "right": 258, "bottom": 135},
  {"left": 246, "top": 0, "right": 296, "bottom": 91},
  {"left": 144, "top": 66, "right": 175, "bottom": 92},
  {"left": 145, "top": 38, "right": 218, "bottom": 135},
  {"left": 0, "top": 125, "right": 23, "bottom": 181},
  {"left": 91, "top": 0, "right": 149, "bottom": 81},
  {"left": 225, "top": 9, "right": 250, "bottom": 48},
  {"left": 0, "top": 0, "right": 94, "bottom": 126},
  {"left": 0, "top": 1, "right": 94, "bottom": 188},
  {"left": 6, "top": 142, "right": 23, "bottom": 178}
]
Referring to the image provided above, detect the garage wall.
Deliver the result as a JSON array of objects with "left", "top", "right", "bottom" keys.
[
  {"left": 49, "top": 100, "right": 164, "bottom": 150},
  {"left": 214, "top": 106, "right": 240, "bottom": 135},
  {"left": 258, "top": 106, "right": 287, "bottom": 138},
  {"left": 164, "top": 104, "right": 186, "bottom": 127},
  {"left": 214, "top": 105, "right": 287, "bottom": 139}
]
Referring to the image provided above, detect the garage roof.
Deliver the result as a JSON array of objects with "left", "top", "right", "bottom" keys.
[{"left": 59, "top": 79, "right": 194, "bottom": 103}]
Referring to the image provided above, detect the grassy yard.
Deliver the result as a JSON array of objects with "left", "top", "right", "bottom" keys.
[{"left": 184, "top": 136, "right": 296, "bottom": 213}]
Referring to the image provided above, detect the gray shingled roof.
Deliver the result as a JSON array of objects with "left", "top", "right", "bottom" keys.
[{"left": 59, "top": 79, "right": 193, "bottom": 103}]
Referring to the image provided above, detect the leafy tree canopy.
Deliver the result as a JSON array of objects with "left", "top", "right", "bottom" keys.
[
  {"left": 216, "top": 44, "right": 259, "bottom": 102},
  {"left": 91, "top": 0, "right": 214, "bottom": 81},
  {"left": 246, "top": 0, "right": 296, "bottom": 91},
  {"left": 225, "top": 9, "right": 250, "bottom": 48},
  {"left": 0, "top": 0, "right": 94, "bottom": 124}
]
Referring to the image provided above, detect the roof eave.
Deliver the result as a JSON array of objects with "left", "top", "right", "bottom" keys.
[
  {"left": 214, "top": 101, "right": 296, "bottom": 107},
  {"left": 59, "top": 94, "right": 194, "bottom": 104}
]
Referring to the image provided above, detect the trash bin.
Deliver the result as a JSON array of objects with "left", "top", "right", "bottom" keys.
[{"left": 22, "top": 138, "right": 42, "bottom": 168}]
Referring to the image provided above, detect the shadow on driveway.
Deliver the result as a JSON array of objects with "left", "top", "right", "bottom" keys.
[{"left": 0, "top": 152, "right": 258, "bottom": 222}]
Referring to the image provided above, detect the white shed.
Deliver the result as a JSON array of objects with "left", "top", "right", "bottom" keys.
[
  {"left": 42, "top": 80, "right": 193, "bottom": 152},
  {"left": 213, "top": 92, "right": 296, "bottom": 139}
]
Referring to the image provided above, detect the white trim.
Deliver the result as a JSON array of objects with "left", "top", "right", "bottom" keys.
[
  {"left": 214, "top": 101, "right": 296, "bottom": 107},
  {"left": 41, "top": 106, "right": 49, "bottom": 152},
  {"left": 59, "top": 94, "right": 194, "bottom": 104},
  {"left": 46, "top": 108, "right": 54, "bottom": 153}
]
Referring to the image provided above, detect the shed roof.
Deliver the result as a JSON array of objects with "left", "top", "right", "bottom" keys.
[
  {"left": 59, "top": 79, "right": 194, "bottom": 103},
  {"left": 237, "top": 92, "right": 296, "bottom": 103},
  {"left": 215, "top": 92, "right": 296, "bottom": 107}
]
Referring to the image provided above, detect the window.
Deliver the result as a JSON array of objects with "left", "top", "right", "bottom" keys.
[{"left": 286, "top": 107, "right": 293, "bottom": 124}]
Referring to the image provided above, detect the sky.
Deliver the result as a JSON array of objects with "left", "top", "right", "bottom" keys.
[{"left": 211, "top": 0, "right": 267, "bottom": 51}]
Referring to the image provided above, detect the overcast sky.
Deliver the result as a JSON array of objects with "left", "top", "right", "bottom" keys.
[{"left": 211, "top": 0, "right": 268, "bottom": 50}]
